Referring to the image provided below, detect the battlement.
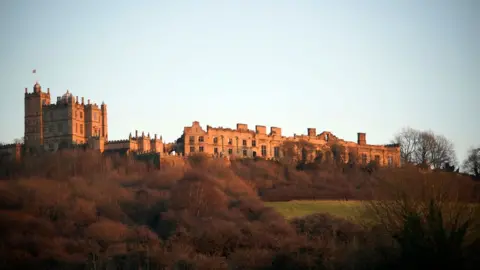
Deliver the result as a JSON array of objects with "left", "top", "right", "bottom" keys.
[
  {"left": 128, "top": 130, "right": 163, "bottom": 142},
  {"left": 25, "top": 91, "right": 50, "bottom": 98},
  {"left": 106, "top": 139, "right": 130, "bottom": 144},
  {"left": 0, "top": 143, "right": 23, "bottom": 149},
  {"left": 42, "top": 102, "right": 68, "bottom": 109},
  {"left": 24, "top": 82, "right": 50, "bottom": 95},
  {"left": 384, "top": 143, "right": 400, "bottom": 148},
  {"left": 207, "top": 125, "right": 255, "bottom": 134}
]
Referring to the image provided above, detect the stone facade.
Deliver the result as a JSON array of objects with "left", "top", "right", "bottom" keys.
[
  {"left": 22, "top": 82, "right": 164, "bottom": 156},
  {"left": 24, "top": 82, "right": 108, "bottom": 153},
  {"left": 179, "top": 121, "right": 401, "bottom": 167},
  {"left": 10, "top": 82, "right": 398, "bottom": 167},
  {"left": 101, "top": 130, "right": 164, "bottom": 156}
]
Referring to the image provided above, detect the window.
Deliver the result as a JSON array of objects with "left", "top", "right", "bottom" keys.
[
  {"left": 261, "top": 145, "right": 267, "bottom": 157},
  {"left": 228, "top": 149, "right": 233, "bottom": 155},
  {"left": 243, "top": 149, "right": 247, "bottom": 156},
  {"left": 252, "top": 151, "right": 257, "bottom": 157},
  {"left": 325, "top": 134, "right": 329, "bottom": 141},
  {"left": 274, "top": 147, "right": 280, "bottom": 158},
  {"left": 214, "top": 147, "right": 218, "bottom": 154},
  {"left": 361, "top": 153, "right": 367, "bottom": 165},
  {"left": 242, "top": 140, "right": 247, "bottom": 146},
  {"left": 94, "top": 113, "right": 98, "bottom": 121},
  {"left": 375, "top": 155, "right": 381, "bottom": 164},
  {"left": 199, "top": 136, "right": 204, "bottom": 142},
  {"left": 189, "top": 136, "right": 195, "bottom": 143},
  {"left": 388, "top": 156, "right": 393, "bottom": 166},
  {"left": 228, "top": 138, "right": 232, "bottom": 145},
  {"left": 80, "top": 124, "right": 83, "bottom": 134},
  {"left": 76, "top": 123, "right": 78, "bottom": 133},
  {"left": 190, "top": 146, "right": 195, "bottom": 153},
  {"left": 80, "top": 112, "right": 83, "bottom": 119},
  {"left": 252, "top": 140, "right": 256, "bottom": 147},
  {"left": 199, "top": 146, "right": 204, "bottom": 152},
  {"left": 213, "top": 137, "right": 218, "bottom": 144}
]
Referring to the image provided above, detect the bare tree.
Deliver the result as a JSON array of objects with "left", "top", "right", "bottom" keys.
[
  {"left": 393, "top": 127, "right": 456, "bottom": 169},
  {"left": 428, "top": 133, "right": 456, "bottom": 169},
  {"left": 463, "top": 147, "right": 480, "bottom": 178},
  {"left": 393, "top": 127, "right": 420, "bottom": 165}
]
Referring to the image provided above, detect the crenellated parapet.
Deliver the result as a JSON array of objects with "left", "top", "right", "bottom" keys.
[
  {"left": 383, "top": 143, "right": 401, "bottom": 148},
  {"left": 106, "top": 139, "right": 130, "bottom": 144}
]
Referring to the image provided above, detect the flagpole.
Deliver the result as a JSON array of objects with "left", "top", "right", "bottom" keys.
[{"left": 32, "top": 69, "right": 37, "bottom": 84}]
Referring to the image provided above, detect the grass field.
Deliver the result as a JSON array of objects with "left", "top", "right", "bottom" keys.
[{"left": 265, "top": 200, "right": 366, "bottom": 221}]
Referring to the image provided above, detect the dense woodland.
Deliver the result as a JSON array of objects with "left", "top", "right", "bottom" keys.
[{"left": 0, "top": 146, "right": 479, "bottom": 270}]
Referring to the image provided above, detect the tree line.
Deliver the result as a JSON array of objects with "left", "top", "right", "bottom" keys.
[{"left": 393, "top": 127, "right": 479, "bottom": 178}]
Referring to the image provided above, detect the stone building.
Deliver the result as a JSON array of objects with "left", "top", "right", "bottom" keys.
[
  {"left": 101, "top": 130, "right": 164, "bottom": 155},
  {"left": 21, "top": 82, "right": 164, "bottom": 156},
  {"left": 178, "top": 121, "right": 401, "bottom": 166},
  {"left": 24, "top": 82, "right": 108, "bottom": 153},
  {"left": 3, "top": 82, "right": 396, "bottom": 167}
]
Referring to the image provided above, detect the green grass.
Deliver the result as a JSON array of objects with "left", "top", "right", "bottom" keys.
[{"left": 265, "top": 200, "right": 365, "bottom": 221}]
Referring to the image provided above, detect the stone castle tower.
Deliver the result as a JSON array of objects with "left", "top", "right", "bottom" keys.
[{"left": 24, "top": 82, "right": 108, "bottom": 153}]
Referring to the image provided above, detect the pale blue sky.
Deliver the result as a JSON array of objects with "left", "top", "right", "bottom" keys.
[{"left": 0, "top": 0, "right": 478, "bottom": 163}]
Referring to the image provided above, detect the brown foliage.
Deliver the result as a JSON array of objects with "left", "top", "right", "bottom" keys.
[{"left": 0, "top": 150, "right": 478, "bottom": 269}]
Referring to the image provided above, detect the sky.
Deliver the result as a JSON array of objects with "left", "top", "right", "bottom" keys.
[{"left": 0, "top": 0, "right": 479, "bottom": 164}]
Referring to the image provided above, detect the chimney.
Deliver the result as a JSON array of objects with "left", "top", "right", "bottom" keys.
[
  {"left": 81, "top": 97, "right": 84, "bottom": 104},
  {"left": 47, "top": 88, "right": 50, "bottom": 94},
  {"left": 142, "top": 131, "right": 145, "bottom": 137},
  {"left": 135, "top": 130, "right": 138, "bottom": 138},
  {"left": 87, "top": 99, "right": 90, "bottom": 105},
  {"left": 76, "top": 96, "right": 79, "bottom": 103},
  {"left": 357, "top": 133, "right": 366, "bottom": 145},
  {"left": 25, "top": 87, "right": 27, "bottom": 94},
  {"left": 154, "top": 134, "right": 157, "bottom": 140}
]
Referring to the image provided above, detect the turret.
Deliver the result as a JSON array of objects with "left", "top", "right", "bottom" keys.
[
  {"left": 100, "top": 101, "right": 108, "bottom": 139},
  {"left": 24, "top": 82, "right": 50, "bottom": 150}
]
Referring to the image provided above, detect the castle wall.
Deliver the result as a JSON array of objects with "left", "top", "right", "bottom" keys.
[
  {"left": 103, "top": 132, "right": 164, "bottom": 155},
  {"left": 0, "top": 143, "right": 22, "bottom": 162}
]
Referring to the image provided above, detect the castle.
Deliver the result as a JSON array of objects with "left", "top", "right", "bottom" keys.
[
  {"left": 0, "top": 82, "right": 401, "bottom": 167},
  {"left": 178, "top": 121, "right": 400, "bottom": 166},
  {"left": 0, "top": 82, "right": 164, "bottom": 161}
]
